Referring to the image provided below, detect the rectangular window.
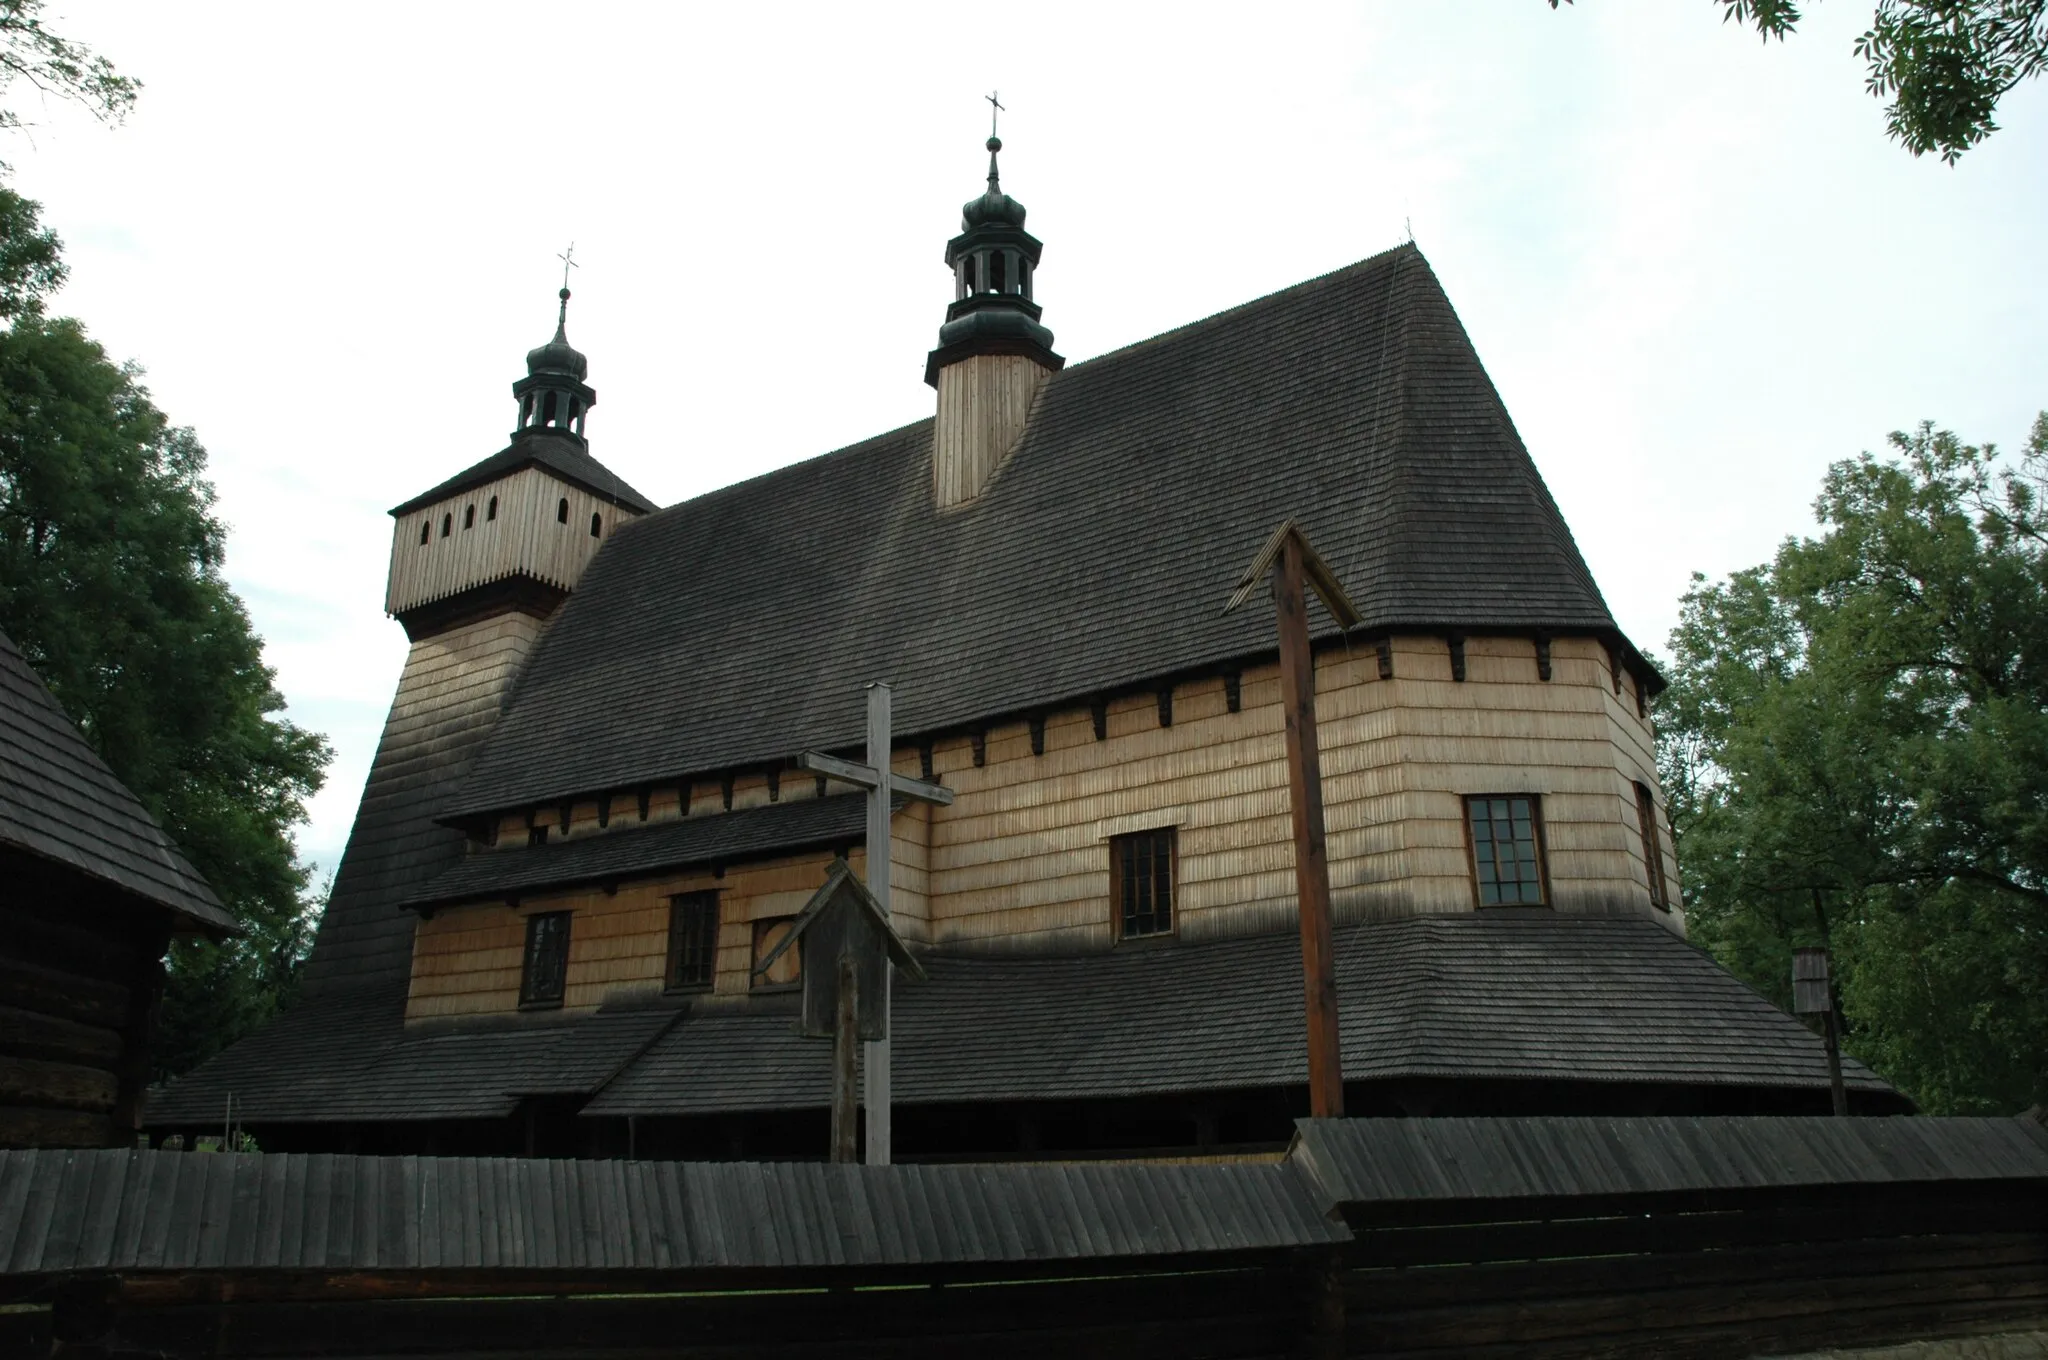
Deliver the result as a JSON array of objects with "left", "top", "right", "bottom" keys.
[
  {"left": 1112, "top": 827, "right": 1176, "bottom": 940},
  {"left": 519, "top": 911, "right": 571, "bottom": 1007},
  {"left": 752, "top": 917, "right": 801, "bottom": 990},
  {"left": 666, "top": 891, "right": 720, "bottom": 991},
  {"left": 1465, "top": 796, "right": 1547, "bottom": 906},
  {"left": 1635, "top": 782, "right": 1670, "bottom": 911}
]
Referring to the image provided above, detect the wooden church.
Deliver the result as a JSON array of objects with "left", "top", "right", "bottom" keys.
[{"left": 147, "top": 136, "right": 1899, "bottom": 1159}]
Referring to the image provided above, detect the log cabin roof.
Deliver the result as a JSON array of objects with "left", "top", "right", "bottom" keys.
[
  {"left": 0, "top": 627, "right": 233, "bottom": 934},
  {"left": 148, "top": 914, "right": 1900, "bottom": 1129},
  {"left": 442, "top": 244, "right": 1633, "bottom": 825},
  {"left": 389, "top": 429, "right": 657, "bottom": 519}
]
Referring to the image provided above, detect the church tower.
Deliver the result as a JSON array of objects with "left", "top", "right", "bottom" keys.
[
  {"left": 383, "top": 287, "right": 654, "bottom": 639},
  {"left": 926, "top": 134, "right": 1064, "bottom": 509},
  {"left": 294, "top": 288, "right": 656, "bottom": 997}
]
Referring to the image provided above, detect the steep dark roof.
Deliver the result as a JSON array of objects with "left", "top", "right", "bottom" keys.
[
  {"left": 389, "top": 429, "right": 657, "bottom": 518},
  {"left": 447, "top": 245, "right": 1627, "bottom": 821},
  {"left": 0, "top": 628, "right": 233, "bottom": 933},
  {"left": 587, "top": 914, "right": 1896, "bottom": 1117},
  {"left": 406, "top": 793, "right": 872, "bottom": 909}
]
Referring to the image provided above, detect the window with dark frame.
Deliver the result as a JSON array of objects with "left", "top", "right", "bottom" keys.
[
  {"left": 1111, "top": 827, "right": 1176, "bottom": 940},
  {"left": 1635, "top": 782, "right": 1670, "bottom": 911},
  {"left": 751, "top": 917, "right": 801, "bottom": 990},
  {"left": 1465, "top": 795, "right": 1547, "bottom": 906},
  {"left": 666, "top": 891, "right": 719, "bottom": 992},
  {"left": 519, "top": 911, "right": 572, "bottom": 1007}
]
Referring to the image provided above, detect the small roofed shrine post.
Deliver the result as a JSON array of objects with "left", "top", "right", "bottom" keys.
[
  {"left": 1794, "top": 936, "right": 1849, "bottom": 1117},
  {"left": 796, "top": 683, "right": 954, "bottom": 1164},
  {"left": 1224, "top": 519, "right": 1363, "bottom": 1120}
]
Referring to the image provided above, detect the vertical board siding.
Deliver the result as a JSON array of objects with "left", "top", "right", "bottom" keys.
[
  {"left": 405, "top": 633, "right": 1679, "bottom": 1017},
  {"left": 385, "top": 468, "right": 644, "bottom": 617},
  {"left": 933, "top": 354, "right": 1052, "bottom": 509}
]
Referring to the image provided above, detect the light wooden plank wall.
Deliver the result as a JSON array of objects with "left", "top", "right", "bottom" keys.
[
  {"left": 406, "top": 632, "right": 1680, "bottom": 1019},
  {"left": 933, "top": 353, "right": 1051, "bottom": 509},
  {"left": 386, "top": 466, "right": 643, "bottom": 616},
  {"left": 406, "top": 846, "right": 881, "bottom": 1021}
]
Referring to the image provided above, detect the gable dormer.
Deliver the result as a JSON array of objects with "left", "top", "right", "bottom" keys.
[{"left": 384, "top": 287, "right": 657, "bottom": 641}]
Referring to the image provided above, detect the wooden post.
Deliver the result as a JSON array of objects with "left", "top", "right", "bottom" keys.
[
  {"left": 1274, "top": 535, "right": 1345, "bottom": 1118},
  {"left": 832, "top": 953, "right": 859, "bottom": 1164},
  {"left": 863, "top": 681, "right": 893, "bottom": 1165}
]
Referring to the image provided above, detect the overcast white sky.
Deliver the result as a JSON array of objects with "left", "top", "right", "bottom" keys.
[{"left": 11, "top": 3, "right": 2045, "bottom": 879}]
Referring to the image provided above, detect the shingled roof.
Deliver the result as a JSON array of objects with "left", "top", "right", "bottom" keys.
[
  {"left": 0, "top": 627, "right": 233, "bottom": 933},
  {"left": 152, "top": 913, "right": 1900, "bottom": 1129},
  {"left": 389, "top": 429, "right": 657, "bottom": 518},
  {"left": 443, "top": 244, "right": 1631, "bottom": 823}
]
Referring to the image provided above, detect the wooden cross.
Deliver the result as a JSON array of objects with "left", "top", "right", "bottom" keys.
[
  {"left": 986, "top": 90, "right": 1005, "bottom": 137},
  {"left": 795, "top": 682, "right": 954, "bottom": 1163},
  {"left": 557, "top": 242, "right": 578, "bottom": 291},
  {"left": 1224, "top": 519, "right": 1362, "bottom": 1120}
]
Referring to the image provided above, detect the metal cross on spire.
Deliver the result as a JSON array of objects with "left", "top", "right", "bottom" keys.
[
  {"left": 556, "top": 243, "right": 578, "bottom": 292},
  {"left": 985, "top": 90, "right": 1005, "bottom": 138}
]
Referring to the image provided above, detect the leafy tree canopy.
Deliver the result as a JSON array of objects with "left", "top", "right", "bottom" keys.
[
  {"left": 0, "top": 0, "right": 138, "bottom": 168},
  {"left": 1658, "top": 413, "right": 2048, "bottom": 1113},
  {"left": 0, "top": 186, "right": 330, "bottom": 1078},
  {"left": 1550, "top": 0, "right": 2047, "bottom": 162}
]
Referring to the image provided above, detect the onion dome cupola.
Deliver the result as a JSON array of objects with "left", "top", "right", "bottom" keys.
[
  {"left": 924, "top": 136, "right": 1065, "bottom": 388},
  {"left": 513, "top": 288, "right": 598, "bottom": 440},
  {"left": 383, "top": 281, "right": 656, "bottom": 642}
]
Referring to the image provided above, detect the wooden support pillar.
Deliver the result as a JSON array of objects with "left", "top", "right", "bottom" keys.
[
  {"left": 1274, "top": 535, "right": 1345, "bottom": 1119},
  {"left": 832, "top": 954, "right": 859, "bottom": 1164}
]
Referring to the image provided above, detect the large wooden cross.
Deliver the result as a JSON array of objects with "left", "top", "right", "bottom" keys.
[
  {"left": 795, "top": 682, "right": 954, "bottom": 1163},
  {"left": 1224, "top": 519, "right": 1362, "bottom": 1119}
]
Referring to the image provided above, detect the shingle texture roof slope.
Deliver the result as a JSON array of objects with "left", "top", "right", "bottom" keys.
[
  {"left": 448, "top": 245, "right": 1627, "bottom": 820},
  {"left": 153, "top": 915, "right": 1890, "bottom": 1128},
  {"left": 146, "top": 984, "right": 680, "bottom": 1125},
  {"left": 406, "top": 793, "right": 872, "bottom": 908},
  {"left": 0, "top": 627, "right": 232, "bottom": 932},
  {"left": 389, "top": 430, "right": 657, "bottom": 518},
  {"left": 586, "top": 913, "right": 1894, "bottom": 1116}
]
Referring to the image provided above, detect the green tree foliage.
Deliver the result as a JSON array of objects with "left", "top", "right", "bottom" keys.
[
  {"left": 0, "top": 0, "right": 138, "bottom": 168},
  {"left": 1549, "top": 0, "right": 2047, "bottom": 162},
  {"left": 1658, "top": 413, "right": 2048, "bottom": 1113},
  {"left": 0, "top": 186, "right": 330, "bottom": 1078}
]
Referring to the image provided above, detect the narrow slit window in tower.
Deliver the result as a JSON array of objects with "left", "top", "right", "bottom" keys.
[
  {"left": 557, "top": 498, "right": 569, "bottom": 524},
  {"left": 543, "top": 391, "right": 559, "bottom": 426},
  {"left": 521, "top": 394, "right": 534, "bottom": 427},
  {"left": 991, "top": 251, "right": 1008, "bottom": 292},
  {"left": 589, "top": 512, "right": 602, "bottom": 538},
  {"left": 440, "top": 513, "right": 451, "bottom": 538},
  {"left": 486, "top": 496, "right": 498, "bottom": 522},
  {"left": 463, "top": 504, "right": 475, "bottom": 529},
  {"left": 962, "top": 255, "right": 976, "bottom": 292},
  {"left": 418, "top": 521, "right": 429, "bottom": 546}
]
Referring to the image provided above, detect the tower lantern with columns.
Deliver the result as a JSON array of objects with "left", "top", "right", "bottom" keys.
[{"left": 925, "top": 133, "right": 1065, "bottom": 509}]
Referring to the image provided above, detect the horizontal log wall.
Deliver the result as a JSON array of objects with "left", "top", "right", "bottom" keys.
[
  {"left": 0, "top": 901, "right": 160, "bottom": 1149},
  {"left": 410, "top": 633, "right": 1675, "bottom": 1016},
  {"left": 385, "top": 467, "right": 642, "bottom": 617}
]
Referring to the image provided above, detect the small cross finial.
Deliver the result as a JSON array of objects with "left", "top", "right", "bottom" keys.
[
  {"left": 985, "top": 90, "right": 1005, "bottom": 139},
  {"left": 557, "top": 242, "right": 578, "bottom": 294}
]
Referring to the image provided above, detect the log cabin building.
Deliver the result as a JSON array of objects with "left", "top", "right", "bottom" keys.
[
  {"left": 0, "top": 629, "right": 235, "bottom": 1148},
  {"left": 148, "top": 137, "right": 1901, "bottom": 1159}
]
